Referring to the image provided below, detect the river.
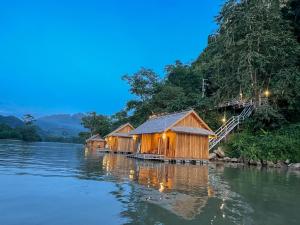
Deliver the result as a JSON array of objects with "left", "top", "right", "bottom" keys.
[{"left": 0, "top": 140, "right": 299, "bottom": 225}]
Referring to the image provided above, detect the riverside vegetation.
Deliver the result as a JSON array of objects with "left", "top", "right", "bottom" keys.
[{"left": 81, "top": 0, "right": 300, "bottom": 163}]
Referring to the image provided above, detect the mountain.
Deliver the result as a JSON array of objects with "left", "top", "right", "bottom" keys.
[
  {"left": 35, "top": 113, "right": 87, "bottom": 137},
  {"left": 0, "top": 115, "right": 24, "bottom": 128}
]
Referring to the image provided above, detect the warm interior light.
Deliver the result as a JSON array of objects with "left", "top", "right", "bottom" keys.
[
  {"left": 132, "top": 135, "right": 137, "bottom": 140},
  {"left": 264, "top": 89, "right": 270, "bottom": 97},
  {"left": 162, "top": 133, "right": 167, "bottom": 139}
]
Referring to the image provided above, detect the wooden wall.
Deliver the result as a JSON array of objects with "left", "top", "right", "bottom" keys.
[
  {"left": 117, "top": 124, "right": 133, "bottom": 133},
  {"left": 174, "top": 133, "right": 208, "bottom": 159},
  {"left": 174, "top": 113, "right": 206, "bottom": 129},
  {"left": 87, "top": 140, "right": 105, "bottom": 150},
  {"left": 139, "top": 131, "right": 208, "bottom": 160},
  {"left": 108, "top": 136, "right": 133, "bottom": 152}
]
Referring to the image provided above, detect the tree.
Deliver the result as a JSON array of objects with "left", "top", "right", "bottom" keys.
[
  {"left": 23, "top": 114, "right": 35, "bottom": 126},
  {"left": 81, "top": 112, "right": 111, "bottom": 137},
  {"left": 19, "top": 114, "right": 41, "bottom": 142},
  {"left": 122, "top": 68, "right": 160, "bottom": 102}
]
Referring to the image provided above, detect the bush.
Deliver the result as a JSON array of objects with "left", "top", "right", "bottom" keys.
[{"left": 224, "top": 123, "right": 300, "bottom": 162}]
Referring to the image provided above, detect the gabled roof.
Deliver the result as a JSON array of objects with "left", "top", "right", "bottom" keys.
[
  {"left": 130, "top": 110, "right": 213, "bottom": 135},
  {"left": 86, "top": 134, "right": 105, "bottom": 142},
  {"left": 105, "top": 123, "right": 134, "bottom": 138}
]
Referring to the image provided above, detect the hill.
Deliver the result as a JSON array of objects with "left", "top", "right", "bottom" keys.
[
  {"left": 35, "top": 113, "right": 87, "bottom": 138},
  {"left": 0, "top": 115, "right": 24, "bottom": 128}
]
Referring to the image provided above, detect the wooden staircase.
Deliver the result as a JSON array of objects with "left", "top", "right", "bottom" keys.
[{"left": 209, "top": 104, "right": 254, "bottom": 151}]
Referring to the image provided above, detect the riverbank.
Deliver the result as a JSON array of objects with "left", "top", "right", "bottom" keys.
[{"left": 209, "top": 147, "right": 300, "bottom": 170}]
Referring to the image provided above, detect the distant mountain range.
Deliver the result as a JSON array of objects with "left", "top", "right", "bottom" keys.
[
  {"left": 0, "top": 113, "right": 87, "bottom": 138},
  {"left": 36, "top": 113, "right": 87, "bottom": 137}
]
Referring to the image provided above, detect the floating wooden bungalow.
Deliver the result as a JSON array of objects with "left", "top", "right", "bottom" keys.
[
  {"left": 86, "top": 134, "right": 106, "bottom": 150},
  {"left": 105, "top": 123, "right": 134, "bottom": 153},
  {"left": 130, "top": 110, "right": 215, "bottom": 160}
]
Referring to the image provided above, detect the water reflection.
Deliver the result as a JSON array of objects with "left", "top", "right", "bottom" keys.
[
  {"left": 1, "top": 140, "right": 299, "bottom": 225},
  {"left": 99, "top": 153, "right": 212, "bottom": 220}
]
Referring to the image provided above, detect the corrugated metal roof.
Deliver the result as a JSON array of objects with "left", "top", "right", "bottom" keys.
[
  {"left": 170, "top": 126, "right": 215, "bottom": 136},
  {"left": 130, "top": 110, "right": 192, "bottom": 135}
]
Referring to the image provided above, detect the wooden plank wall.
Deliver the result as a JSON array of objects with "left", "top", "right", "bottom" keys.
[
  {"left": 117, "top": 124, "right": 132, "bottom": 133},
  {"left": 141, "top": 134, "right": 160, "bottom": 154},
  {"left": 117, "top": 137, "right": 134, "bottom": 152},
  {"left": 175, "top": 133, "right": 208, "bottom": 160},
  {"left": 174, "top": 113, "right": 206, "bottom": 129},
  {"left": 88, "top": 140, "right": 105, "bottom": 150}
]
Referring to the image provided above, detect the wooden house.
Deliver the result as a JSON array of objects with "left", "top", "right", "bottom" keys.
[
  {"left": 130, "top": 110, "right": 215, "bottom": 160},
  {"left": 86, "top": 134, "right": 106, "bottom": 150},
  {"left": 105, "top": 123, "right": 134, "bottom": 153}
]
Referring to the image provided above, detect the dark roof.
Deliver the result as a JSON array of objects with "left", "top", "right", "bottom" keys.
[
  {"left": 170, "top": 126, "right": 215, "bottom": 136},
  {"left": 86, "top": 134, "right": 105, "bottom": 142},
  {"left": 130, "top": 110, "right": 193, "bottom": 135}
]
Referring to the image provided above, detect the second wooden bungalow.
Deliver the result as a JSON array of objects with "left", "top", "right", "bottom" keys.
[
  {"left": 130, "top": 110, "right": 215, "bottom": 160},
  {"left": 105, "top": 123, "right": 135, "bottom": 153}
]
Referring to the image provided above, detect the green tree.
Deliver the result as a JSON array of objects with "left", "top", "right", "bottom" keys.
[
  {"left": 19, "top": 114, "right": 41, "bottom": 142},
  {"left": 122, "top": 68, "right": 159, "bottom": 102},
  {"left": 81, "top": 112, "right": 111, "bottom": 137}
]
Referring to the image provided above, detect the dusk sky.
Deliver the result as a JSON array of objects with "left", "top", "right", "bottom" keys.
[{"left": 0, "top": 0, "right": 223, "bottom": 117}]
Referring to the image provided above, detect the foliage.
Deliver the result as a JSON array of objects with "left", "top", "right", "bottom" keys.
[
  {"left": 81, "top": 112, "right": 111, "bottom": 137},
  {"left": 0, "top": 114, "right": 41, "bottom": 142},
  {"left": 122, "top": 68, "right": 160, "bottom": 102},
  {"left": 225, "top": 123, "right": 300, "bottom": 162},
  {"left": 78, "top": 0, "right": 300, "bottom": 159}
]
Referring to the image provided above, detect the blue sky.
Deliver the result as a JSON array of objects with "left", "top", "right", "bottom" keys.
[{"left": 0, "top": 0, "right": 223, "bottom": 117}]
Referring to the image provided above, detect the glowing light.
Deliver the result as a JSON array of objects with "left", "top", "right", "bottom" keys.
[
  {"left": 221, "top": 117, "right": 226, "bottom": 123},
  {"left": 162, "top": 133, "right": 167, "bottom": 139},
  {"left": 264, "top": 89, "right": 270, "bottom": 97},
  {"left": 132, "top": 135, "right": 137, "bottom": 140},
  {"left": 159, "top": 182, "right": 165, "bottom": 192}
]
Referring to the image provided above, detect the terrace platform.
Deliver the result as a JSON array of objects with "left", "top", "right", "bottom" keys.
[{"left": 127, "top": 153, "right": 208, "bottom": 165}]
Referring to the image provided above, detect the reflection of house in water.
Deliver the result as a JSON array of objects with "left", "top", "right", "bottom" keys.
[{"left": 102, "top": 154, "right": 214, "bottom": 220}]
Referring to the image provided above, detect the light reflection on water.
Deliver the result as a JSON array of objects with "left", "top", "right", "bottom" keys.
[{"left": 0, "top": 140, "right": 299, "bottom": 225}]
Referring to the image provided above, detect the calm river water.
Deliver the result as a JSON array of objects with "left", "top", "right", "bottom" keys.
[{"left": 0, "top": 140, "right": 299, "bottom": 225}]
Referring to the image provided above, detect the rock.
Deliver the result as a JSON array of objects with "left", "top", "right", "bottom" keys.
[
  {"left": 274, "top": 161, "right": 287, "bottom": 168},
  {"left": 224, "top": 157, "right": 231, "bottom": 162},
  {"left": 256, "top": 160, "right": 262, "bottom": 166},
  {"left": 249, "top": 159, "right": 257, "bottom": 165},
  {"left": 289, "top": 163, "right": 300, "bottom": 170},
  {"left": 284, "top": 159, "right": 290, "bottom": 165},
  {"left": 215, "top": 147, "right": 225, "bottom": 158},
  {"left": 231, "top": 158, "right": 238, "bottom": 163},
  {"left": 209, "top": 153, "right": 217, "bottom": 160},
  {"left": 267, "top": 161, "right": 274, "bottom": 167},
  {"left": 262, "top": 160, "right": 268, "bottom": 166}
]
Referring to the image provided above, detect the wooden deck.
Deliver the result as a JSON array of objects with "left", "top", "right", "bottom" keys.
[{"left": 127, "top": 153, "right": 208, "bottom": 164}]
